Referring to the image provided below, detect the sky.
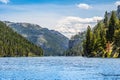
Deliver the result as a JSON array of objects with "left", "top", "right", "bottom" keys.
[{"left": 0, "top": 0, "right": 120, "bottom": 38}]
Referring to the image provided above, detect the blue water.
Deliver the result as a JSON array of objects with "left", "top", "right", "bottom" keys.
[{"left": 0, "top": 57, "right": 120, "bottom": 80}]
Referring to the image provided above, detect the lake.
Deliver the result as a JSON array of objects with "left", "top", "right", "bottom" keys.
[{"left": 0, "top": 57, "right": 120, "bottom": 80}]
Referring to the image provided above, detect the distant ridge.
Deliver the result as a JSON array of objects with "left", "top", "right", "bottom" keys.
[{"left": 4, "top": 21, "right": 69, "bottom": 56}]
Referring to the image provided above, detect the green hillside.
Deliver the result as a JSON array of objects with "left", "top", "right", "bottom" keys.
[
  {"left": 0, "top": 21, "right": 43, "bottom": 57},
  {"left": 5, "top": 22, "right": 69, "bottom": 56},
  {"left": 83, "top": 11, "right": 120, "bottom": 58}
]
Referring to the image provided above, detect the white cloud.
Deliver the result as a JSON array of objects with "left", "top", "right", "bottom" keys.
[
  {"left": 77, "top": 3, "right": 92, "bottom": 9},
  {"left": 54, "top": 16, "right": 103, "bottom": 38},
  {"left": 0, "top": 3, "right": 113, "bottom": 38},
  {"left": 0, "top": 0, "right": 9, "bottom": 4},
  {"left": 115, "top": 1, "right": 120, "bottom": 6}
]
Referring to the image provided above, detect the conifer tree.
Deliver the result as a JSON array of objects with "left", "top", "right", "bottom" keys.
[
  {"left": 83, "top": 26, "right": 93, "bottom": 57},
  {"left": 104, "top": 11, "right": 109, "bottom": 27},
  {"left": 107, "top": 11, "right": 117, "bottom": 42}
]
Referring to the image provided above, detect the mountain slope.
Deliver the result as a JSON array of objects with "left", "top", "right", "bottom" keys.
[
  {"left": 0, "top": 21, "right": 43, "bottom": 57},
  {"left": 5, "top": 21, "right": 69, "bottom": 56},
  {"left": 65, "top": 32, "right": 85, "bottom": 56}
]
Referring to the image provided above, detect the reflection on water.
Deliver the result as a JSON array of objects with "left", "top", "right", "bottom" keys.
[{"left": 0, "top": 57, "right": 120, "bottom": 80}]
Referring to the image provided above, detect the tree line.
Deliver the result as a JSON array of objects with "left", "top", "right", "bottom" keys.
[
  {"left": 0, "top": 21, "right": 43, "bottom": 57},
  {"left": 83, "top": 11, "right": 120, "bottom": 58}
]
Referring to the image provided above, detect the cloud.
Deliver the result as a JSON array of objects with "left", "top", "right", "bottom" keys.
[
  {"left": 0, "top": 0, "right": 9, "bottom": 4},
  {"left": 77, "top": 3, "right": 92, "bottom": 9},
  {"left": 58, "top": 16, "right": 103, "bottom": 24},
  {"left": 54, "top": 16, "right": 103, "bottom": 38},
  {"left": 0, "top": 3, "right": 113, "bottom": 38},
  {"left": 115, "top": 1, "right": 120, "bottom": 6}
]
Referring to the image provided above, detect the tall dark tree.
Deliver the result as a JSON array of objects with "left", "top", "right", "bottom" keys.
[
  {"left": 83, "top": 26, "right": 93, "bottom": 57},
  {"left": 104, "top": 11, "right": 109, "bottom": 27},
  {"left": 106, "top": 11, "right": 117, "bottom": 42}
]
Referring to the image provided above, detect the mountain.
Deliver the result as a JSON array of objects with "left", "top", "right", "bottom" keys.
[
  {"left": 106, "top": 5, "right": 120, "bottom": 20},
  {"left": 0, "top": 21, "right": 43, "bottom": 57},
  {"left": 4, "top": 21, "right": 69, "bottom": 56},
  {"left": 54, "top": 16, "right": 102, "bottom": 38},
  {"left": 65, "top": 32, "right": 85, "bottom": 56}
]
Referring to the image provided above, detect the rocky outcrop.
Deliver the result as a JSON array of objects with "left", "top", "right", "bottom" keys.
[
  {"left": 65, "top": 32, "right": 85, "bottom": 56},
  {"left": 117, "top": 5, "right": 120, "bottom": 18}
]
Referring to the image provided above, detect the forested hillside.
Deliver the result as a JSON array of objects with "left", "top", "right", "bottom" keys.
[
  {"left": 0, "top": 21, "right": 43, "bottom": 57},
  {"left": 83, "top": 11, "right": 120, "bottom": 58},
  {"left": 5, "top": 22, "right": 68, "bottom": 56}
]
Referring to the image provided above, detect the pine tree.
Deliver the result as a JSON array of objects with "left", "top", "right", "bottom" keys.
[
  {"left": 107, "top": 11, "right": 117, "bottom": 42},
  {"left": 83, "top": 26, "right": 93, "bottom": 57},
  {"left": 114, "top": 29, "right": 120, "bottom": 47},
  {"left": 93, "top": 22, "right": 106, "bottom": 57},
  {"left": 104, "top": 11, "right": 109, "bottom": 28}
]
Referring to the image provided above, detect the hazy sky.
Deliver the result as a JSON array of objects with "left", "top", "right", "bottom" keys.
[{"left": 0, "top": 0, "right": 120, "bottom": 38}]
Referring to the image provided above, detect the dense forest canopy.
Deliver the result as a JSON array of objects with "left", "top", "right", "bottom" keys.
[
  {"left": 66, "top": 6, "right": 120, "bottom": 58},
  {"left": 83, "top": 11, "right": 120, "bottom": 58},
  {"left": 0, "top": 21, "right": 43, "bottom": 57}
]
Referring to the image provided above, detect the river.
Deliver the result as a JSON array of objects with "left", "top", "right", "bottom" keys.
[{"left": 0, "top": 57, "right": 119, "bottom": 80}]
